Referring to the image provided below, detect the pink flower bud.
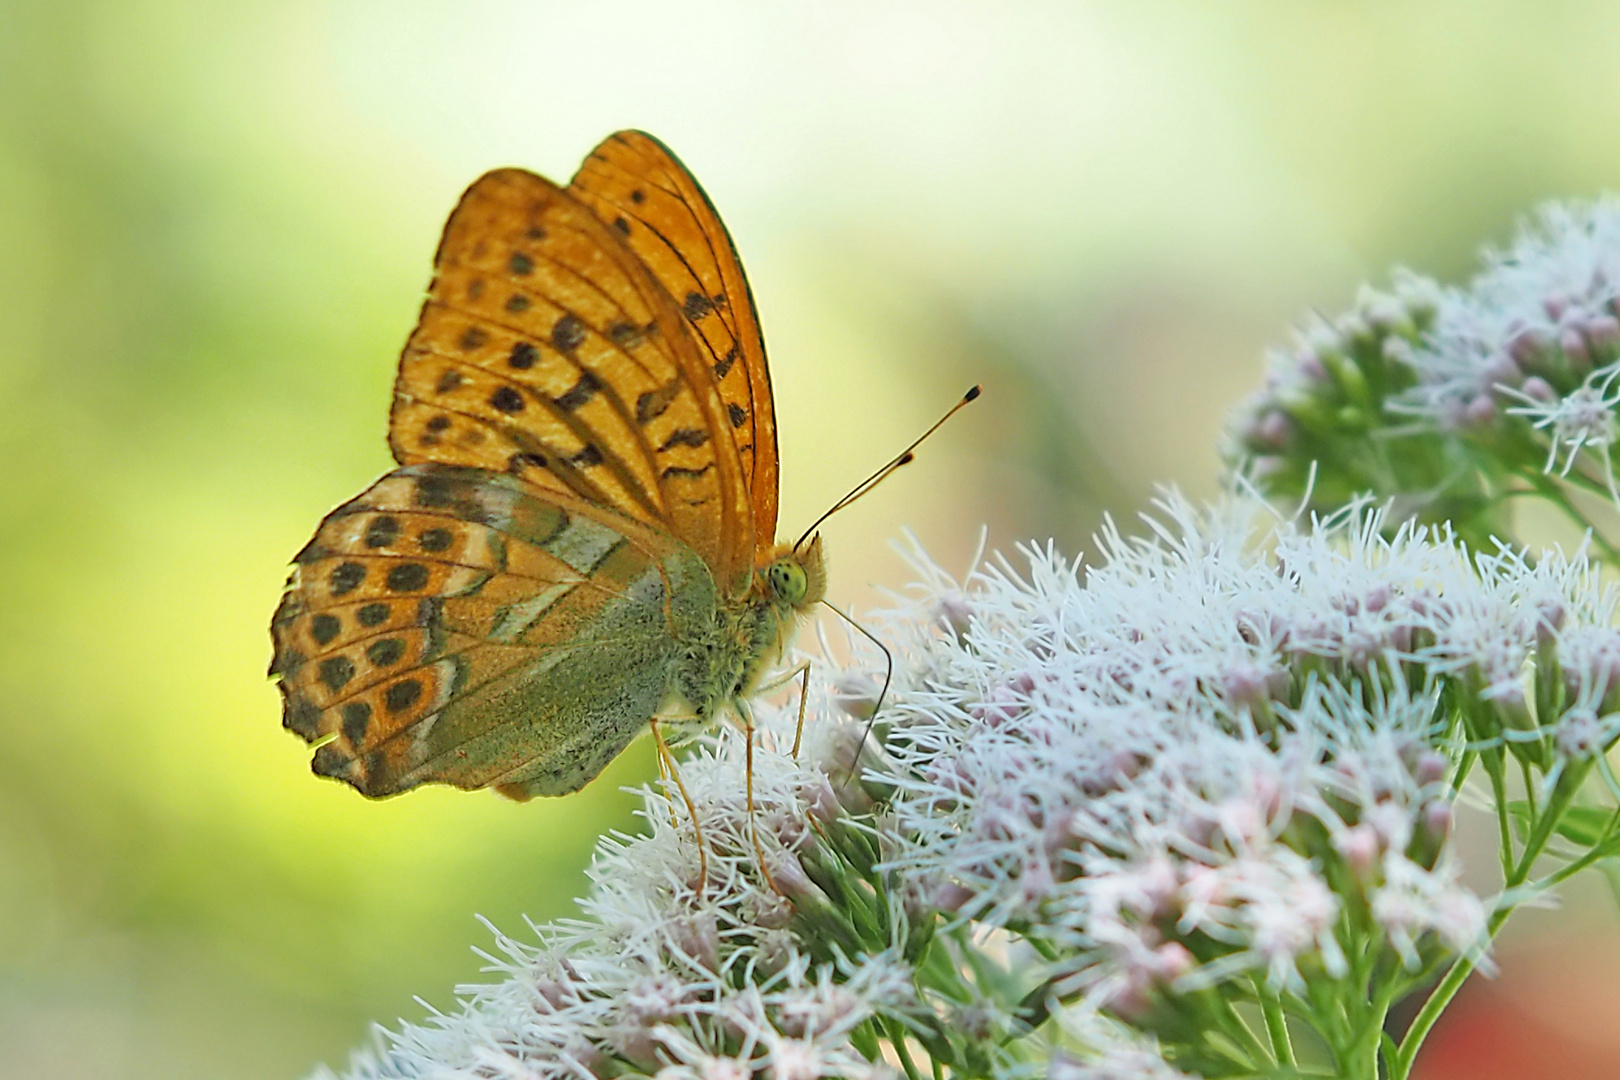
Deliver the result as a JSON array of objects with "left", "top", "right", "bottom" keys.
[
  {"left": 1412, "top": 751, "right": 1448, "bottom": 786},
  {"left": 1560, "top": 326, "right": 1591, "bottom": 368},
  {"left": 1481, "top": 351, "right": 1523, "bottom": 387},
  {"left": 1151, "top": 941, "right": 1196, "bottom": 982},
  {"left": 1256, "top": 410, "right": 1294, "bottom": 448},
  {"left": 669, "top": 913, "right": 720, "bottom": 972},
  {"left": 1297, "top": 350, "right": 1330, "bottom": 382},
  {"left": 934, "top": 593, "right": 972, "bottom": 643},
  {"left": 1335, "top": 823, "right": 1382, "bottom": 879},
  {"left": 1588, "top": 313, "right": 1620, "bottom": 351},
  {"left": 1521, "top": 376, "right": 1557, "bottom": 402},
  {"left": 1422, "top": 800, "right": 1453, "bottom": 843},
  {"left": 1464, "top": 394, "right": 1498, "bottom": 426},
  {"left": 1509, "top": 326, "right": 1551, "bottom": 366}
]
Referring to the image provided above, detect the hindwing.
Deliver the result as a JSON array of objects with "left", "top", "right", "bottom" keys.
[{"left": 271, "top": 464, "right": 715, "bottom": 797}]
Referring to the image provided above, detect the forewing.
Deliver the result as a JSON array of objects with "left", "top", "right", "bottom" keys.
[
  {"left": 569, "top": 131, "right": 779, "bottom": 559},
  {"left": 270, "top": 464, "right": 714, "bottom": 797},
  {"left": 389, "top": 167, "right": 754, "bottom": 594}
]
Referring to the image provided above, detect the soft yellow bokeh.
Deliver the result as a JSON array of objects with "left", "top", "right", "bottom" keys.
[{"left": 7, "top": 2, "right": 1620, "bottom": 1076}]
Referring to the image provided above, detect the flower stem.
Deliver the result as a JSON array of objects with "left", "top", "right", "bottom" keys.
[
  {"left": 1395, "top": 756, "right": 1589, "bottom": 1075},
  {"left": 882, "top": 1017, "right": 925, "bottom": 1080}
]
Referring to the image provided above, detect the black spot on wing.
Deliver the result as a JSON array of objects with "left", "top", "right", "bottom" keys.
[
  {"left": 417, "top": 528, "right": 453, "bottom": 553},
  {"left": 489, "top": 386, "right": 525, "bottom": 413},
  {"left": 365, "top": 516, "right": 400, "bottom": 549},
  {"left": 458, "top": 327, "right": 487, "bottom": 351},
  {"left": 554, "top": 371, "right": 602, "bottom": 412},
  {"left": 387, "top": 563, "right": 430, "bottom": 592},
  {"left": 508, "top": 342, "right": 538, "bottom": 369},
  {"left": 551, "top": 314, "right": 586, "bottom": 352},
  {"left": 509, "top": 252, "right": 533, "bottom": 275},
  {"left": 413, "top": 472, "right": 501, "bottom": 525},
  {"left": 609, "top": 321, "right": 650, "bottom": 348},
  {"left": 330, "top": 562, "right": 366, "bottom": 597},
  {"left": 319, "top": 656, "right": 356, "bottom": 692},
  {"left": 341, "top": 701, "right": 371, "bottom": 745},
  {"left": 386, "top": 678, "right": 423, "bottom": 713},
  {"left": 683, "top": 292, "right": 713, "bottom": 320},
  {"left": 366, "top": 638, "right": 405, "bottom": 667},
  {"left": 714, "top": 343, "right": 739, "bottom": 380},
  {"left": 507, "top": 451, "right": 548, "bottom": 475},
  {"left": 661, "top": 463, "right": 715, "bottom": 481},
  {"left": 728, "top": 403, "right": 747, "bottom": 428},
  {"left": 635, "top": 381, "right": 680, "bottom": 424},
  {"left": 658, "top": 428, "right": 710, "bottom": 451}
]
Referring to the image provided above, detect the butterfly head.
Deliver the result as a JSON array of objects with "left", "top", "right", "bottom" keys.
[{"left": 763, "top": 534, "right": 826, "bottom": 613}]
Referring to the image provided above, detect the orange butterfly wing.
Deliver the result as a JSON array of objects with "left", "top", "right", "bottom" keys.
[
  {"left": 567, "top": 131, "right": 779, "bottom": 562},
  {"left": 387, "top": 159, "right": 756, "bottom": 596}
]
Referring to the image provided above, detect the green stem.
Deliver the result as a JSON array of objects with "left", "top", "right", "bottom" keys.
[
  {"left": 1512, "top": 762, "right": 1587, "bottom": 882},
  {"left": 1487, "top": 755, "right": 1514, "bottom": 880},
  {"left": 1519, "top": 757, "right": 1538, "bottom": 819},
  {"left": 1451, "top": 748, "right": 1477, "bottom": 793},
  {"left": 883, "top": 1017, "right": 925, "bottom": 1080},
  {"left": 1395, "top": 758, "right": 1589, "bottom": 1075},
  {"left": 1528, "top": 825, "right": 1620, "bottom": 892},
  {"left": 1389, "top": 903, "right": 1511, "bottom": 1079}
]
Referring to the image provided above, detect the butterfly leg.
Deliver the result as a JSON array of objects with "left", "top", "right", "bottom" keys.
[
  {"left": 649, "top": 718, "right": 708, "bottom": 892},
  {"left": 731, "top": 698, "right": 780, "bottom": 895},
  {"left": 792, "top": 663, "right": 811, "bottom": 759},
  {"left": 753, "top": 660, "right": 813, "bottom": 758}
]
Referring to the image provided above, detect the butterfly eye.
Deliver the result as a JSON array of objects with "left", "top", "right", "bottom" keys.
[{"left": 768, "top": 560, "right": 808, "bottom": 605}]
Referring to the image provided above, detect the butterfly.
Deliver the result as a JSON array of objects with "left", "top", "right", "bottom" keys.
[{"left": 269, "top": 131, "right": 826, "bottom": 801}]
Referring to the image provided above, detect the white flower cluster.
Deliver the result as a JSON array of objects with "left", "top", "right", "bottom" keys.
[
  {"left": 313, "top": 726, "right": 907, "bottom": 1080},
  {"left": 1227, "top": 195, "right": 1620, "bottom": 542},
  {"left": 874, "top": 501, "right": 1525, "bottom": 1018},
  {"left": 311, "top": 496, "right": 1620, "bottom": 1080},
  {"left": 1398, "top": 197, "right": 1620, "bottom": 484}
]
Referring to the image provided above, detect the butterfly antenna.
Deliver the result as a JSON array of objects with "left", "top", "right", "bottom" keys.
[
  {"left": 819, "top": 599, "right": 894, "bottom": 788},
  {"left": 794, "top": 385, "right": 982, "bottom": 552}
]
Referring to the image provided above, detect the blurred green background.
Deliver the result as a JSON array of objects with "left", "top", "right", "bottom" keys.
[{"left": 6, "top": 2, "right": 1620, "bottom": 1076}]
